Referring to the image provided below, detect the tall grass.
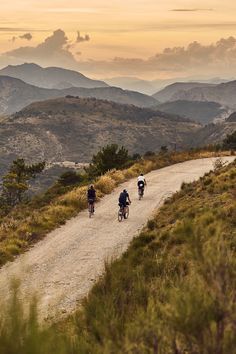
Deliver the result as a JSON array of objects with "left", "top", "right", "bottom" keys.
[{"left": 0, "top": 160, "right": 235, "bottom": 354}]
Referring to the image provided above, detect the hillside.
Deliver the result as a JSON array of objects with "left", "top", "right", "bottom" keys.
[
  {"left": 0, "top": 158, "right": 235, "bottom": 353},
  {"left": 0, "top": 63, "right": 108, "bottom": 89},
  {"left": 226, "top": 111, "right": 236, "bottom": 122},
  {"left": 171, "top": 80, "right": 236, "bottom": 108},
  {"left": 0, "top": 97, "right": 199, "bottom": 173},
  {"left": 152, "top": 82, "right": 214, "bottom": 102},
  {"left": 0, "top": 76, "right": 157, "bottom": 114},
  {"left": 156, "top": 100, "right": 230, "bottom": 124},
  {"left": 189, "top": 121, "right": 236, "bottom": 147},
  {"left": 67, "top": 159, "right": 236, "bottom": 353}
]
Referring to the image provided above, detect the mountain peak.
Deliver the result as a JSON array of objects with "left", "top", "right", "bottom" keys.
[{"left": 0, "top": 63, "right": 108, "bottom": 89}]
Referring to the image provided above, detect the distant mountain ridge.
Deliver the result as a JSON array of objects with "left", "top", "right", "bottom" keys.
[
  {"left": 156, "top": 100, "right": 231, "bottom": 125},
  {"left": 0, "top": 76, "right": 157, "bottom": 114},
  {"left": 152, "top": 82, "right": 215, "bottom": 102},
  {"left": 0, "top": 96, "right": 200, "bottom": 173},
  {"left": 0, "top": 63, "right": 108, "bottom": 89},
  {"left": 153, "top": 80, "right": 236, "bottom": 109},
  {"left": 170, "top": 80, "right": 236, "bottom": 108}
]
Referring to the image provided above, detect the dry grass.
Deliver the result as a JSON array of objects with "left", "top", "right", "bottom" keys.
[{"left": 0, "top": 150, "right": 233, "bottom": 266}]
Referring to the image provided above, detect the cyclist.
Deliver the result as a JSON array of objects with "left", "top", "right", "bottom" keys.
[
  {"left": 87, "top": 185, "right": 96, "bottom": 214},
  {"left": 137, "top": 173, "right": 147, "bottom": 197},
  {"left": 119, "top": 189, "right": 131, "bottom": 216}
]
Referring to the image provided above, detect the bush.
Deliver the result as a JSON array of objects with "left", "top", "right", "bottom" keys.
[{"left": 87, "top": 144, "right": 130, "bottom": 176}]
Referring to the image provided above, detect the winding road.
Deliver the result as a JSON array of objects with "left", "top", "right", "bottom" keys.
[{"left": 0, "top": 157, "right": 234, "bottom": 321}]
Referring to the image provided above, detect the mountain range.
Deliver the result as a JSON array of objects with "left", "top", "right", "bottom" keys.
[
  {"left": 104, "top": 77, "right": 229, "bottom": 95},
  {"left": 153, "top": 80, "right": 236, "bottom": 110},
  {"left": 168, "top": 81, "right": 236, "bottom": 109},
  {"left": 0, "top": 96, "right": 200, "bottom": 174},
  {"left": 0, "top": 63, "right": 108, "bottom": 89},
  {"left": 0, "top": 76, "right": 156, "bottom": 115}
]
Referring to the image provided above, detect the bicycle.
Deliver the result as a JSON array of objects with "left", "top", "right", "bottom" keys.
[
  {"left": 88, "top": 199, "right": 95, "bottom": 218},
  {"left": 118, "top": 204, "right": 129, "bottom": 222}
]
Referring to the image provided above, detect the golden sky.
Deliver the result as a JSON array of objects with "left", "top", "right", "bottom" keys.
[{"left": 1, "top": 0, "right": 236, "bottom": 78}]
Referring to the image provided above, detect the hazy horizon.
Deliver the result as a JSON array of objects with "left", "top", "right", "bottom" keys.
[{"left": 1, "top": 1, "right": 236, "bottom": 80}]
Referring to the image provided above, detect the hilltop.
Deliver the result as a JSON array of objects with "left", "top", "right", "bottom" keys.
[
  {"left": 0, "top": 96, "right": 199, "bottom": 172},
  {"left": 0, "top": 63, "right": 108, "bottom": 89},
  {"left": 169, "top": 80, "right": 236, "bottom": 109},
  {"left": 0, "top": 76, "right": 157, "bottom": 114},
  {"left": 152, "top": 82, "right": 214, "bottom": 102}
]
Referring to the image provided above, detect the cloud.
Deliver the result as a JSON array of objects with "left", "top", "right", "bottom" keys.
[
  {"left": 2, "top": 33, "right": 236, "bottom": 80},
  {"left": 76, "top": 31, "right": 90, "bottom": 43},
  {"left": 3, "top": 29, "right": 78, "bottom": 68},
  {"left": 19, "top": 33, "right": 32, "bottom": 41},
  {"left": 11, "top": 32, "right": 33, "bottom": 42},
  {"left": 77, "top": 36, "right": 236, "bottom": 78},
  {"left": 171, "top": 8, "right": 213, "bottom": 12}
]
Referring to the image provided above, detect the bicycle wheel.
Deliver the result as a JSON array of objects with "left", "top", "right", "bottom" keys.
[
  {"left": 89, "top": 204, "right": 93, "bottom": 218},
  {"left": 124, "top": 206, "right": 129, "bottom": 219},
  {"left": 138, "top": 189, "right": 142, "bottom": 200},
  {"left": 118, "top": 208, "right": 123, "bottom": 222}
]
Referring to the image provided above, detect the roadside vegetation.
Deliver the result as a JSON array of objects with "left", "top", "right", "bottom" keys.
[
  {"left": 0, "top": 158, "right": 235, "bottom": 353},
  {"left": 0, "top": 141, "right": 234, "bottom": 266}
]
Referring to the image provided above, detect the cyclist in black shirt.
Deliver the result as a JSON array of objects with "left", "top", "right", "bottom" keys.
[
  {"left": 119, "top": 189, "right": 131, "bottom": 210},
  {"left": 87, "top": 185, "right": 96, "bottom": 214}
]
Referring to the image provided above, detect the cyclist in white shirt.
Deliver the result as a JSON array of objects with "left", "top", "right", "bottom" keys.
[{"left": 137, "top": 173, "right": 147, "bottom": 198}]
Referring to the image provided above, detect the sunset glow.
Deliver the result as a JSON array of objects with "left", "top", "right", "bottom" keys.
[{"left": 1, "top": 0, "right": 236, "bottom": 78}]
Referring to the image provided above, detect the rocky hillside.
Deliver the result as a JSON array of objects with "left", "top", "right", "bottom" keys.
[
  {"left": 0, "top": 96, "right": 200, "bottom": 172},
  {"left": 156, "top": 100, "right": 230, "bottom": 124},
  {"left": 152, "top": 82, "right": 214, "bottom": 102},
  {"left": 0, "top": 63, "right": 108, "bottom": 89},
  {"left": 0, "top": 76, "right": 157, "bottom": 114},
  {"left": 226, "top": 112, "right": 236, "bottom": 122},
  {"left": 171, "top": 80, "right": 236, "bottom": 108},
  {"left": 188, "top": 121, "right": 236, "bottom": 147}
]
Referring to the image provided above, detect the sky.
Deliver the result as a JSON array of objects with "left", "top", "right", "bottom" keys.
[{"left": 1, "top": 0, "right": 236, "bottom": 79}]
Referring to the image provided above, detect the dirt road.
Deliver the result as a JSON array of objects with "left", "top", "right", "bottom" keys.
[{"left": 0, "top": 157, "right": 234, "bottom": 320}]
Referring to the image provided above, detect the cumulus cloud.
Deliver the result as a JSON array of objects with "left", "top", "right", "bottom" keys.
[
  {"left": 76, "top": 31, "right": 90, "bottom": 43},
  {"left": 3, "top": 29, "right": 78, "bottom": 68},
  {"left": 1, "top": 33, "right": 236, "bottom": 80},
  {"left": 77, "top": 36, "right": 236, "bottom": 78}
]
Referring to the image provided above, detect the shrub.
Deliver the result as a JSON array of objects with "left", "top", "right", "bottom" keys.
[{"left": 95, "top": 175, "right": 116, "bottom": 194}]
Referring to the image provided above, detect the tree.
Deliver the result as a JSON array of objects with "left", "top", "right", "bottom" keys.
[
  {"left": 0, "top": 159, "right": 45, "bottom": 208},
  {"left": 58, "top": 170, "right": 83, "bottom": 186},
  {"left": 160, "top": 146, "right": 168, "bottom": 154},
  {"left": 88, "top": 144, "right": 129, "bottom": 176},
  {"left": 222, "top": 131, "right": 236, "bottom": 150}
]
